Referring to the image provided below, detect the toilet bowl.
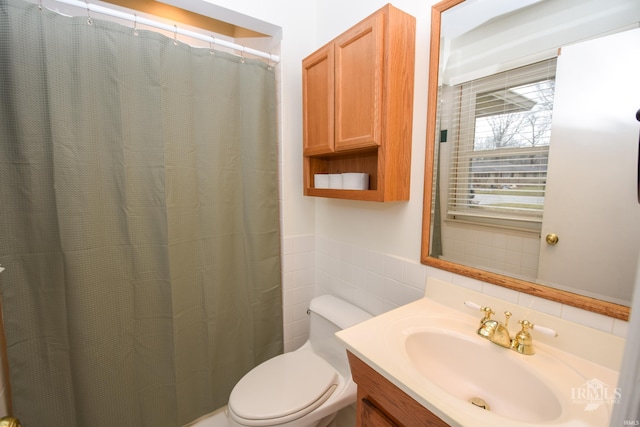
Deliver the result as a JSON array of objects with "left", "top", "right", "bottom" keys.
[{"left": 226, "top": 295, "right": 372, "bottom": 427}]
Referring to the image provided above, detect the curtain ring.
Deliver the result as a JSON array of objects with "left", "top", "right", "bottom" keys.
[
  {"left": 85, "top": 0, "right": 93, "bottom": 25},
  {"left": 133, "top": 14, "right": 138, "bottom": 36},
  {"left": 173, "top": 25, "right": 178, "bottom": 45},
  {"left": 209, "top": 36, "right": 216, "bottom": 55}
]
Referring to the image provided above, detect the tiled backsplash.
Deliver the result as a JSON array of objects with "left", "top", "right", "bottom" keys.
[
  {"left": 440, "top": 223, "right": 540, "bottom": 282},
  {"left": 282, "top": 234, "right": 628, "bottom": 352}
]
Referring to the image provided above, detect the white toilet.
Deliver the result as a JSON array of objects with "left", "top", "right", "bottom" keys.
[{"left": 206, "top": 295, "right": 372, "bottom": 427}]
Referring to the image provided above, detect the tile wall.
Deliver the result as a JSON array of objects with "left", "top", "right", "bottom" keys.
[{"left": 281, "top": 234, "right": 629, "bottom": 353}]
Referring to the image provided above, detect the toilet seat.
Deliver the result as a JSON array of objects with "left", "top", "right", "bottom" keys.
[{"left": 228, "top": 350, "right": 339, "bottom": 426}]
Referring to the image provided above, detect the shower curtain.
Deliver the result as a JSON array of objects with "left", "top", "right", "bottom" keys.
[{"left": 0, "top": 0, "right": 282, "bottom": 425}]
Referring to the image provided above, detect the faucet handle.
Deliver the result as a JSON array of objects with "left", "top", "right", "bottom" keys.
[
  {"left": 481, "top": 306, "right": 495, "bottom": 321},
  {"left": 512, "top": 320, "right": 535, "bottom": 355},
  {"left": 532, "top": 323, "right": 558, "bottom": 338},
  {"left": 463, "top": 301, "right": 482, "bottom": 311},
  {"left": 503, "top": 311, "right": 512, "bottom": 328},
  {"left": 464, "top": 301, "right": 494, "bottom": 323},
  {"left": 512, "top": 320, "right": 559, "bottom": 355}
]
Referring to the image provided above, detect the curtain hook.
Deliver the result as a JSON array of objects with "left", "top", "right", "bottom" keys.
[
  {"left": 240, "top": 47, "right": 245, "bottom": 63},
  {"left": 133, "top": 14, "right": 138, "bottom": 36},
  {"left": 85, "top": 0, "right": 93, "bottom": 25},
  {"left": 173, "top": 25, "right": 178, "bottom": 45},
  {"left": 209, "top": 36, "right": 216, "bottom": 55},
  {"left": 38, "top": 0, "right": 42, "bottom": 11}
]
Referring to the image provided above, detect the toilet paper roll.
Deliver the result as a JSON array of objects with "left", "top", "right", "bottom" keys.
[
  {"left": 328, "top": 174, "right": 343, "bottom": 189},
  {"left": 314, "top": 174, "right": 329, "bottom": 189},
  {"left": 342, "top": 173, "right": 369, "bottom": 190}
]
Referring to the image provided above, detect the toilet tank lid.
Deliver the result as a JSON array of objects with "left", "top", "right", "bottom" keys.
[{"left": 309, "top": 295, "right": 372, "bottom": 330}]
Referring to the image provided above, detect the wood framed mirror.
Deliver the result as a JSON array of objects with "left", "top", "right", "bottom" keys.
[{"left": 420, "top": 0, "right": 640, "bottom": 321}]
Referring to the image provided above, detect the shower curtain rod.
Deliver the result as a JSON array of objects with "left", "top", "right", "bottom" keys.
[{"left": 49, "top": 0, "right": 281, "bottom": 63}]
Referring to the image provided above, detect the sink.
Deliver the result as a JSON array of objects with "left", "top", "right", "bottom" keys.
[
  {"left": 336, "top": 289, "right": 621, "bottom": 427},
  {"left": 405, "top": 330, "right": 562, "bottom": 423}
]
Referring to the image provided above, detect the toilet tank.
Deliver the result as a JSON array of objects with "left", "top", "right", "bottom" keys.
[{"left": 307, "top": 295, "right": 372, "bottom": 378}]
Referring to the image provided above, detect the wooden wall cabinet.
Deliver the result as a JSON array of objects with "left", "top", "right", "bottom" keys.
[
  {"left": 302, "top": 4, "right": 415, "bottom": 202},
  {"left": 347, "top": 351, "right": 451, "bottom": 427}
]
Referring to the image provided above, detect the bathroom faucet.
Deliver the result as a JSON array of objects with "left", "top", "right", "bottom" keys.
[
  {"left": 464, "top": 302, "right": 558, "bottom": 355},
  {"left": 477, "top": 309, "right": 512, "bottom": 348}
]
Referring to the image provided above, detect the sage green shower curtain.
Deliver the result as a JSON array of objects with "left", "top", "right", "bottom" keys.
[{"left": 0, "top": 0, "right": 282, "bottom": 425}]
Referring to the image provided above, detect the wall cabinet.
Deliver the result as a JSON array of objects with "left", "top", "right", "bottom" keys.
[
  {"left": 302, "top": 4, "right": 415, "bottom": 201},
  {"left": 347, "top": 351, "right": 451, "bottom": 427}
]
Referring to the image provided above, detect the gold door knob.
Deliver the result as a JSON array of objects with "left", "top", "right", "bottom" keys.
[{"left": 545, "top": 233, "right": 559, "bottom": 245}]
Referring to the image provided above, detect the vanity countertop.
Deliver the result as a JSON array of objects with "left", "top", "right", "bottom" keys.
[{"left": 336, "top": 278, "right": 622, "bottom": 427}]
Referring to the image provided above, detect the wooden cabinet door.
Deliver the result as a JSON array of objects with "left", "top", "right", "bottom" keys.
[
  {"left": 302, "top": 43, "right": 335, "bottom": 155},
  {"left": 334, "top": 12, "right": 384, "bottom": 151},
  {"left": 361, "top": 398, "right": 399, "bottom": 427}
]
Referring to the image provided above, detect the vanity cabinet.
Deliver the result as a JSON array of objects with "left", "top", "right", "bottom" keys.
[
  {"left": 347, "top": 351, "right": 450, "bottom": 427},
  {"left": 302, "top": 4, "right": 415, "bottom": 201}
]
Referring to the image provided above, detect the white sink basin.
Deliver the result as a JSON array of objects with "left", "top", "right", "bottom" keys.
[
  {"left": 336, "top": 294, "right": 621, "bottom": 427},
  {"left": 405, "top": 330, "right": 562, "bottom": 423}
]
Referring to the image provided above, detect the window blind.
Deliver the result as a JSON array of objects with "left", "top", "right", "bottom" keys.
[{"left": 443, "top": 58, "right": 557, "bottom": 227}]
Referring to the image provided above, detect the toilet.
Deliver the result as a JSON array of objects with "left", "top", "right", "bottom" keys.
[{"left": 225, "top": 295, "right": 372, "bottom": 427}]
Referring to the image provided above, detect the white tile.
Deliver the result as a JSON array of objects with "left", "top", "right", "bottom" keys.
[
  {"left": 351, "top": 265, "right": 368, "bottom": 290},
  {"left": 517, "top": 293, "right": 562, "bottom": 317},
  {"left": 339, "top": 260, "right": 353, "bottom": 283},
  {"left": 463, "top": 228, "right": 479, "bottom": 243},
  {"left": 521, "top": 252, "right": 539, "bottom": 270},
  {"left": 315, "top": 252, "right": 329, "bottom": 273},
  {"left": 316, "top": 236, "right": 330, "bottom": 255},
  {"left": 327, "top": 238, "right": 342, "bottom": 258},
  {"left": 293, "top": 235, "right": 309, "bottom": 253},
  {"left": 612, "top": 318, "right": 629, "bottom": 338},
  {"left": 451, "top": 273, "right": 483, "bottom": 292},
  {"left": 403, "top": 260, "right": 426, "bottom": 290},
  {"left": 491, "top": 247, "right": 507, "bottom": 262},
  {"left": 327, "top": 255, "right": 341, "bottom": 278},
  {"left": 477, "top": 230, "right": 493, "bottom": 246},
  {"left": 506, "top": 235, "right": 523, "bottom": 251},
  {"left": 292, "top": 301, "right": 310, "bottom": 322},
  {"left": 293, "top": 251, "right": 310, "bottom": 271},
  {"left": 339, "top": 242, "right": 353, "bottom": 263},
  {"left": 561, "top": 305, "right": 614, "bottom": 333},
  {"left": 522, "top": 237, "right": 540, "bottom": 255},
  {"left": 505, "top": 249, "right": 522, "bottom": 267},
  {"left": 368, "top": 251, "right": 385, "bottom": 275},
  {"left": 482, "top": 282, "right": 519, "bottom": 303},
  {"left": 365, "top": 271, "right": 385, "bottom": 297},
  {"left": 292, "top": 268, "right": 313, "bottom": 287},
  {"left": 291, "top": 317, "right": 310, "bottom": 339},
  {"left": 382, "top": 277, "right": 405, "bottom": 306},
  {"left": 401, "top": 283, "right": 425, "bottom": 305},
  {"left": 383, "top": 255, "right": 403, "bottom": 281},
  {"left": 352, "top": 246, "right": 369, "bottom": 269},
  {"left": 493, "top": 234, "right": 508, "bottom": 249},
  {"left": 292, "top": 284, "right": 312, "bottom": 305},
  {"left": 282, "top": 301, "right": 293, "bottom": 324},
  {"left": 282, "top": 253, "right": 294, "bottom": 273},
  {"left": 282, "top": 237, "right": 294, "bottom": 255},
  {"left": 426, "top": 266, "right": 453, "bottom": 283}
]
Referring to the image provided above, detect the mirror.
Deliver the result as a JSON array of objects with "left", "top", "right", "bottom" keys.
[{"left": 421, "top": 0, "right": 640, "bottom": 320}]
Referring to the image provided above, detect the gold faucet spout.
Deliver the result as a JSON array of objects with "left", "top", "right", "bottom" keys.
[{"left": 477, "top": 311, "right": 512, "bottom": 348}]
